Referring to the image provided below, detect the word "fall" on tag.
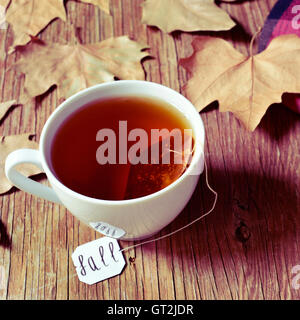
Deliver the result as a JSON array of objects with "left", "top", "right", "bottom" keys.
[{"left": 72, "top": 237, "right": 126, "bottom": 285}]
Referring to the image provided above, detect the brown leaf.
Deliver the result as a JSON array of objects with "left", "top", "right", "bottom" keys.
[
  {"left": 4, "top": 0, "right": 110, "bottom": 49},
  {"left": 180, "top": 34, "right": 300, "bottom": 131},
  {"left": 0, "top": 133, "right": 42, "bottom": 194},
  {"left": 141, "top": 0, "right": 235, "bottom": 33},
  {"left": 15, "top": 36, "right": 149, "bottom": 100},
  {"left": 0, "top": 100, "right": 18, "bottom": 121},
  {"left": 0, "top": 0, "right": 10, "bottom": 9},
  {"left": 5, "top": 0, "right": 67, "bottom": 49}
]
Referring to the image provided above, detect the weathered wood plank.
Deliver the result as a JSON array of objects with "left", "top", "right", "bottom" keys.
[{"left": 0, "top": 0, "right": 299, "bottom": 300}]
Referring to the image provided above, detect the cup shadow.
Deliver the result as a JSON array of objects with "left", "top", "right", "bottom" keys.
[{"left": 140, "top": 164, "right": 299, "bottom": 264}]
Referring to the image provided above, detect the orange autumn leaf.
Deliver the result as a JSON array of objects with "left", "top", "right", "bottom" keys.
[
  {"left": 0, "top": 0, "right": 10, "bottom": 9},
  {"left": 180, "top": 34, "right": 300, "bottom": 131},
  {"left": 15, "top": 36, "right": 149, "bottom": 99},
  {"left": 0, "top": 133, "right": 42, "bottom": 194},
  {"left": 141, "top": 0, "right": 236, "bottom": 33},
  {"left": 5, "top": 0, "right": 66, "bottom": 49},
  {"left": 4, "top": 0, "right": 110, "bottom": 49}
]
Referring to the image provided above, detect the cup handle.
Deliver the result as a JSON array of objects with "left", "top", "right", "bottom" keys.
[{"left": 5, "top": 149, "right": 62, "bottom": 204}]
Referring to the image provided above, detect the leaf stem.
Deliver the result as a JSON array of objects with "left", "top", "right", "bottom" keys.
[
  {"left": 248, "top": 27, "right": 262, "bottom": 131},
  {"left": 249, "top": 27, "right": 262, "bottom": 57}
]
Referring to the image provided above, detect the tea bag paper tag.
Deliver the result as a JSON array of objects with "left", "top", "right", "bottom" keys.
[
  {"left": 89, "top": 221, "right": 126, "bottom": 239},
  {"left": 72, "top": 237, "right": 126, "bottom": 285}
]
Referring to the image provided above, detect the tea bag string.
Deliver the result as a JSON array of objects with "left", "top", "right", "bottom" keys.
[{"left": 120, "top": 157, "right": 218, "bottom": 253}]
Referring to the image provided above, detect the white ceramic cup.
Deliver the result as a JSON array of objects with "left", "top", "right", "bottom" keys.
[{"left": 5, "top": 81, "right": 205, "bottom": 241}]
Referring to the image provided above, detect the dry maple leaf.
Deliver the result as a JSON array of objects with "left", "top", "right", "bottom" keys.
[
  {"left": 180, "top": 34, "right": 300, "bottom": 131},
  {"left": 0, "top": 133, "right": 42, "bottom": 194},
  {"left": 0, "top": 0, "right": 10, "bottom": 9},
  {"left": 15, "top": 36, "right": 149, "bottom": 99},
  {"left": 0, "top": 100, "right": 18, "bottom": 121},
  {"left": 5, "top": 0, "right": 67, "bottom": 49},
  {"left": 4, "top": 0, "right": 110, "bottom": 49},
  {"left": 141, "top": 0, "right": 236, "bottom": 33}
]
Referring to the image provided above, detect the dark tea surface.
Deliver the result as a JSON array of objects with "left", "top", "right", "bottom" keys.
[{"left": 50, "top": 96, "right": 193, "bottom": 200}]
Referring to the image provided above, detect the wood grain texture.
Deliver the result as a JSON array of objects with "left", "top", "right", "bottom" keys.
[{"left": 0, "top": 0, "right": 300, "bottom": 300}]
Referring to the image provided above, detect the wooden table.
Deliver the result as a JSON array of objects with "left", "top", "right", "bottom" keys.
[{"left": 1, "top": 0, "right": 300, "bottom": 300}]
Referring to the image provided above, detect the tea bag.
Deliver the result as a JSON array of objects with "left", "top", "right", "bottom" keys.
[{"left": 124, "top": 130, "right": 193, "bottom": 199}]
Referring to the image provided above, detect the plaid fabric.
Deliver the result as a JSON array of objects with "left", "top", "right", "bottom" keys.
[{"left": 259, "top": 0, "right": 300, "bottom": 113}]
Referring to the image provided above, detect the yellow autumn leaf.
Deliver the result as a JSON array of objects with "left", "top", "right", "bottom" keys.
[
  {"left": 4, "top": 0, "right": 110, "bottom": 49},
  {"left": 180, "top": 34, "right": 300, "bottom": 131},
  {"left": 0, "top": 0, "right": 10, "bottom": 9},
  {"left": 141, "top": 0, "right": 236, "bottom": 33},
  {"left": 15, "top": 36, "right": 149, "bottom": 99},
  {"left": 5, "top": 0, "right": 66, "bottom": 48}
]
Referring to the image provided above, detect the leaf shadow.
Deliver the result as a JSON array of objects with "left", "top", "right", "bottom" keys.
[
  {"left": 200, "top": 101, "right": 300, "bottom": 141},
  {"left": 0, "top": 104, "right": 21, "bottom": 127},
  {"left": 198, "top": 101, "right": 219, "bottom": 114},
  {"left": 35, "top": 85, "right": 57, "bottom": 106},
  {"left": 171, "top": 20, "right": 253, "bottom": 49},
  {"left": 257, "top": 103, "right": 300, "bottom": 142},
  {"left": 0, "top": 219, "right": 11, "bottom": 248}
]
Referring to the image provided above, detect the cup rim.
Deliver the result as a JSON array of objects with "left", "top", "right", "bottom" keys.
[{"left": 39, "top": 80, "right": 205, "bottom": 205}]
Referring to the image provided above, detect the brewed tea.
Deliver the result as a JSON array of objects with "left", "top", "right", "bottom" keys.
[{"left": 50, "top": 96, "right": 193, "bottom": 200}]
